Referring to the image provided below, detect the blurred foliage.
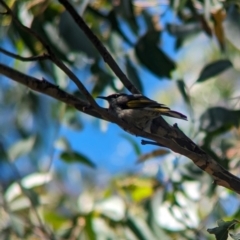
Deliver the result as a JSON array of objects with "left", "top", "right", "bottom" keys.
[{"left": 1, "top": 0, "right": 240, "bottom": 239}]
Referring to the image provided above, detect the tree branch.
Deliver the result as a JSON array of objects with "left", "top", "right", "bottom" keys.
[
  {"left": 0, "top": 0, "right": 99, "bottom": 110},
  {"left": 0, "top": 47, "right": 50, "bottom": 62},
  {"left": 1, "top": 62, "right": 240, "bottom": 194},
  {"left": 1, "top": 1, "right": 240, "bottom": 194},
  {"left": 58, "top": 0, "right": 140, "bottom": 94},
  {"left": 0, "top": 63, "right": 101, "bottom": 119}
]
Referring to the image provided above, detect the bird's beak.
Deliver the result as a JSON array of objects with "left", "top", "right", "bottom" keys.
[{"left": 97, "top": 96, "right": 108, "bottom": 100}]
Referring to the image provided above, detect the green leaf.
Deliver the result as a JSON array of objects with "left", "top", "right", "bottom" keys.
[
  {"left": 135, "top": 30, "right": 176, "bottom": 79},
  {"left": 91, "top": 61, "right": 114, "bottom": 97},
  {"left": 60, "top": 151, "right": 96, "bottom": 168},
  {"left": 120, "top": 134, "right": 141, "bottom": 155},
  {"left": 44, "top": 211, "right": 68, "bottom": 230},
  {"left": 126, "top": 56, "right": 143, "bottom": 93},
  {"left": 176, "top": 80, "right": 190, "bottom": 104},
  {"left": 85, "top": 212, "right": 97, "bottom": 240},
  {"left": 196, "top": 59, "right": 233, "bottom": 82},
  {"left": 8, "top": 136, "right": 36, "bottom": 161},
  {"left": 108, "top": 10, "right": 134, "bottom": 46},
  {"left": 207, "top": 219, "right": 239, "bottom": 240},
  {"left": 126, "top": 213, "right": 157, "bottom": 240},
  {"left": 59, "top": 11, "right": 99, "bottom": 58},
  {"left": 200, "top": 107, "right": 240, "bottom": 133},
  {"left": 21, "top": 188, "right": 39, "bottom": 207},
  {"left": 113, "top": 0, "right": 138, "bottom": 34},
  {"left": 145, "top": 198, "right": 172, "bottom": 240}
]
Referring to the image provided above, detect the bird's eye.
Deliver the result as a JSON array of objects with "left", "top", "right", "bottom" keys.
[{"left": 112, "top": 94, "right": 120, "bottom": 98}]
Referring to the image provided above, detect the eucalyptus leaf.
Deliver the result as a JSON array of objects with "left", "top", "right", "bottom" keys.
[
  {"left": 60, "top": 151, "right": 96, "bottom": 168},
  {"left": 8, "top": 136, "right": 36, "bottom": 161},
  {"left": 200, "top": 107, "right": 240, "bottom": 132},
  {"left": 207, "top": 219, "right": 239, "bottom": 240},
  {"left": 197, "top": 59, "right": 233, "bottom": 82},
  {"left": 135, "top": 31, "right": 176, "bottom": 79}
]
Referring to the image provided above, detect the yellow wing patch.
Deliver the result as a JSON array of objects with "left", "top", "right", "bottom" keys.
[
  {"left": 126, "top": 99, "right": 153, "bottom": 108},
  {"left": 149, "top": 107, "right": 170, "bottom": 112}
]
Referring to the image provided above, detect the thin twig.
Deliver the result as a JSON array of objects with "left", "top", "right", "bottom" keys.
[
  {"left": 58, "top": 0, "right": 140, "bottom": 94},
  {"left": 0, "top": 47, "right": 50, "bottom": 61},
  {"left": 0, "top": 63, "right": 102, "bottom": 119},
  {"left": 0, "top": 0, "right": 99, "bottom": 109}
]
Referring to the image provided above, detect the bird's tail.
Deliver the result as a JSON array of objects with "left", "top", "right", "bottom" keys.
[{"left": 160, "top": 110, "right": 188, "bottom": 121}]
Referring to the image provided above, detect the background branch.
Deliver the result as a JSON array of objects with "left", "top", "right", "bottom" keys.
[
  {"left": 0, "top": 0, "right": 99, "bottom": 109},
  {"left": 0, "top": 63, "right": 101, "bottom": 120},
  {"left": 58, "top": 0, "right": 140, "bottom": 94},
  {"left": 0, "top": 47, "right": 49, "bottom": 61}
]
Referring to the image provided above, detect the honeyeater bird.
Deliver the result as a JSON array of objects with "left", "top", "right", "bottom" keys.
[{"left": 98, "top": 93, "right": 187, "bottom": 130}]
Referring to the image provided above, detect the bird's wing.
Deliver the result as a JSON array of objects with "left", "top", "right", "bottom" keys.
[
  {"left": 126, "top": 95, "right": 169, "bottom": 110},
  {"left": 126, "top": 95, "right": 188, "bottom": 120}
]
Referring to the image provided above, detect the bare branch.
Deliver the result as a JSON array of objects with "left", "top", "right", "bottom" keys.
[
  {"left": 0, "top": 47, "right": 50, "bottom": 61},
  {"left": 58, "top": 0, "right": 140, "bottom": 94},
  {"left": 0, "top": 0, "right": 99, "bottom": 109},
  {"left": 0, "top": 63, "right": 101, "bottom": 119}
]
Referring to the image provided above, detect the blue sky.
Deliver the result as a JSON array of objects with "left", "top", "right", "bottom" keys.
[{"left": 0, "top": 4, "right": 185, "bottom": 182}]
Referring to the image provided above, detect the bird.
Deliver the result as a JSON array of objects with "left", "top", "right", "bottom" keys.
[{"left": 97, "top": 93, "right": 187, "bottom": 130}]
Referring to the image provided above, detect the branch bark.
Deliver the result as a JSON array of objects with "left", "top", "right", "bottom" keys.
[{"left": 58, "top": 0, "right": 140, "bottom": 94}]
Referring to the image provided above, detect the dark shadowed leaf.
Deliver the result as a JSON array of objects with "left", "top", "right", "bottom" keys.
[
  {"left": 200, "top": 107, "right": 240, "bottom": 132},
  {"left": 135, "top": 31, "right": 176, "bottom": 79},
  {"left": 126, "top": 213, "right": 158, "bottom": 240},
  {"left": 85, "top": 212, "right": 97, "bottom": 240},
  {"left": 126, "top": 56, "right": 143, "bottom": 93},
  {"left": 196, "top": 59, "right": 233, "bottom": 82},
  {"left": 108, "top": 10, "right": 134, "bottom": 46},
  {"left": 60, "top": 151, "right": 96, "bottom": 168},
  {"left": 145, "top": 198, "right": 172, "bottom": 240},
  {"left": 31, "top": 16, "right": 71, "bottom": 63},
  {"left": 176, "top": 80, "right": 190, "bottom": 104},
  {"left": 22, "top": 188, "right": 39, "bottom": 207},
  {"left": 59, "top": 11, "right": 99, "bottom": 58},
  {"left": 112, "top": 0, "right": 138, "bottom": 35},
  {"left": 91, "top": 61, "right": 114, "bottom": 97},
  {"left": 207, "top": 219, "right": 239, "bottom": 240}
]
